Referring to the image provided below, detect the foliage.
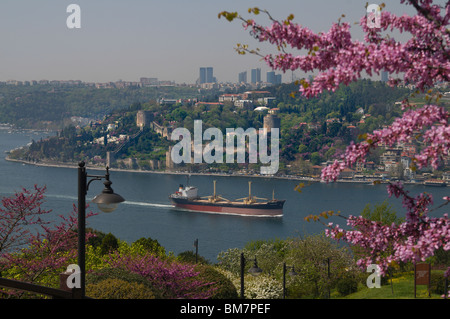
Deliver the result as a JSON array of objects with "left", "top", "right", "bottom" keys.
[
  {"left": 316, "top": 183, "right": 450, "bottom": 276},
  {"left": 132, "top": 237, "right": 166, "bottom": 257},
  {"left": 86, "top": 267, "right": 158, "bottom": 299},
  {"left": 99, "top": 233, "right": 119, "bottom": 255},
  {"left": 360, "top": 200, "right": 404, "bottom": 226},
  {"left": 0, "top": 188, "right": 97, "bottom": 295},
  {"left": 177, "top": 250, "right": 210, "bottom": 265},
  {"left": 104, "top": 251, "right": 217, "bottom": 299},
  {"left": 0, "top": 84, "right": 201, "bottom": 129},
  {"left": 193, "top": 265, "right": 238, "bottom": 299},
  {"left": 429, "top": 271, "right": 449, "bottom": 297},
  {"left": 244, "top": 274, "right": 283, "bottom": 299},
  {"left": 86, "top": 278, "right": 155, "bottom": 299},
  {"left": 0, "top": 185, "right": 51, "bottom": 254},
  {"left": 335, "top": 275, "right": 359, "bottom": 296},
  {"left": 217, "top": 235, "right": 356, "bottom": 299},
  {"left": 216, "top": 268, "right": 282, "bottom": 299},
  {"left": 220, "top": 2, "right": 448, "bottom": 97},
  {"left": 0, "top": 186, "right": 219, "bottom": 299},
  {"left": 221, "top": 1, "right": 450, "bottom": 278}
]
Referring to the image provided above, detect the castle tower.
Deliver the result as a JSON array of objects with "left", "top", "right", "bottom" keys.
[
  {"left": 263, "top": 113, "right": 281, "bottom": 132},
  {"left": 166, "top": 146, "right": 174, "bottom": 170},
  {"left": 136, "top": 110, "right": 154, "bottom": 128}
]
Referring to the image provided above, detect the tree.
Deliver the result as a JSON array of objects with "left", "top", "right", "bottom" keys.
[
  {"left": 361, "top": 200, "right": 404, "bottom": 226},
  {"left": 219, "top": 0, "right": 450, "bottom": 280},
  {"left": 0, "top": 187, "right": 100, "bottom": 296},
  {"left": 0, "top": 185, "right": 51, "bottom": 254},
  {"left": 105, "top": 252, "right": 217, "bottom": 299},
  {"left": 0, "top": 203, "right": 88, "bottom": 291}
]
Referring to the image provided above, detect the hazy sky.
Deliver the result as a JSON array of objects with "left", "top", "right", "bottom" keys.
[{"left": 0, "top": 1, "right": 422, "bottom": 84}]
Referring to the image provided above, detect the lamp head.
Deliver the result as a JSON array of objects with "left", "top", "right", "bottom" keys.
[
  {"left": 289, "top": 266, "right": 298, "bottom": 277},
  {"left": 248, "top": 257, "right": 263, "bottom": 277},
  {"left": 92, "top": 174, "right": 125, "bottom": 213}
]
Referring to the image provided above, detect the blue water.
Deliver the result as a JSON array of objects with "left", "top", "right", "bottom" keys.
[{"left": 0, "top": 129, "right": 448, "bottom": 262}]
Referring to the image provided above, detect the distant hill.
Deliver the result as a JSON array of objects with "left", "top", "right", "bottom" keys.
[{"left": 0, "top": 84, "right": 201, "bottom": 129}]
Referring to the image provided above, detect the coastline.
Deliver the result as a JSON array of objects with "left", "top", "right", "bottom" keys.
[
  {"left": 7, "top": 155, "right": 441, "bottom": 186},
  {"left": 5, "top": 155, "right": 318, "bottom": 181}
]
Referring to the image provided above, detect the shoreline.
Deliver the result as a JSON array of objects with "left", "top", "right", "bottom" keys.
[
  {"left": 6, "top": 156, "right": 445, "bottom": 187},
  {"left": 5, "top": 155, "right": 318, "bottom": 181}
]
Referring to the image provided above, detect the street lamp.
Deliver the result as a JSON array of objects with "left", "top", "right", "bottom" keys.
[
  {"left": 248, "top": 257, "right": 263, "bottom": 277},
  {"left": 283, "top": 263, "right": 298, "bottom": 299},
  {"left": 240, "top": 253, "right": 262, "bottom": 299},
  {"left": 78, "top": 161, "right": 125, "bottom": 298},
  {"left": 194, "top": 239, "right": 198, "bottom": 264}
]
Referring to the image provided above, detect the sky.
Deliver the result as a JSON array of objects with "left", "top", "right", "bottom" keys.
[{"left": 0, "top": 1, "right": 424, "bottom": 84}]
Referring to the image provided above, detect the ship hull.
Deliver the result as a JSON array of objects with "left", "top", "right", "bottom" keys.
[{"left": 170, "top": 197, "right": 284, "bottom": 217}]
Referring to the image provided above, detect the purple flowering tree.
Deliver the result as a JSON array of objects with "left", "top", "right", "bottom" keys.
[{"left": 219, "top": 0, "right": 450, "bottom": 286}]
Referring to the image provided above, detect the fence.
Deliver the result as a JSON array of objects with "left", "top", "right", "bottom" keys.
[{"left": 0, "top": 272, "right": 85, "bottom": 299}]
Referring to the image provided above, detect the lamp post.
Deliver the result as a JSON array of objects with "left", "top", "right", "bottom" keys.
[
  {"left": 282, "top": 263, "right": 298, "bottom": 299},
  {"left": 240, "top": 253, "right": 262, "bottom": 299},
  {"left": 320, "top": 257, "right": 331, "bottom": 299},
  {"left": 194, "top": 239, "right": 198, "bottom": 264},
  {"left": 78, "top": 161, "right": 125, "bottom": 298}
]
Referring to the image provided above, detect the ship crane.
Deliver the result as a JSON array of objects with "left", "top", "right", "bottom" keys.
[
  {"left": 235, "top": 181, "right": 268, "bottom": 204},
  {"left": 201, "top": 180, "right": 231, "bottom": 203}
]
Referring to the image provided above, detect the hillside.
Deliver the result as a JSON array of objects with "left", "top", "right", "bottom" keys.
[{"left": 9, "top": 79, "right": 448, "bottom": 180}]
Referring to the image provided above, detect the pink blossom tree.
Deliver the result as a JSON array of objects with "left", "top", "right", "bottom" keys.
[
  {"left": 0, "top": 186, "right": 96, "bottom": 296},
  {"left": 105, "top": 252, "right": 217, "bottom": 299},
  {"left": 219, "top": 0, "right": 450, "bottom": 284},
  {"left": 0, "top": 185, "right": 51, "bottom": 254}
]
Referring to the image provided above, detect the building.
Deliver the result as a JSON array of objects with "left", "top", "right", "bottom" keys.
[
  {"left": 238, "top": 71, "right": 247, "bottom": 83},
  {"left": 136, "top": 110, "right": 154, "bottom": 128},
  {"left": 218, "top": 94, "right": 242, "bottom": 102},
  {"left": 267, "top": 71, "right": 282, "bottom": 85},
  {"left": 242, "top": 90, "right": 271, "bottom": 100},
  {"left": 251, "top": 68, "right": 261, "bottom": 84},
  {"left": 234, "top": 100, "right": 253, "bottom": 109},
  {"left": 263, "top": 113, "right": 281, "bottom": 131},
  {"left": 380, "top": 148, "right": 402, "bottom": 166},
  {"left": 140, "top": 77, "right": 158, "bottom": 87},
  {"left": 199, "top": 67, "right": 215, "bottom": 84}
]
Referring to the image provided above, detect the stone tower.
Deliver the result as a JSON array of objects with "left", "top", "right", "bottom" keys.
[
  {"left": 263, "top": 113, "right": 281, "bottom": 132},
  {"left": 136, "top": 110, "right": 154, "bottom": 128}
]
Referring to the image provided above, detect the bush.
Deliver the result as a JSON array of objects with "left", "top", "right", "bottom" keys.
[
  {"left": 336, "top": 276, "right": 359, "bottom": 296},
  {"left": 100, "top": 233, "right": 119, "bottom": 255},
  {"left": 194, "top": 265, "right": 238, "bottom": 299},
  {"left": 86, "top": 267, "right": 161, "bottom": 298},
  {"left": 86, "top": 278, "right": 155, "bottom": 299},
  {"left": 132, "top": 237, "right": 166, "bottom": 257},
  {"left": 86, "top": 228, "right": 106, "bottom": 248},
  {"left": 178, "top": 250, "right": 209, "bottom": 265},
  {"left": 430, "top": 271, "right": 448, "bottom": 295}
]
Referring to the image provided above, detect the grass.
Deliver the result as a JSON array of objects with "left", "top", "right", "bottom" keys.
[{"left": 337, "top": 271, "right": 446, "bottom": 299}]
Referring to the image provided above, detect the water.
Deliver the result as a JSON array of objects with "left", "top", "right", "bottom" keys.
[{"left": 0, "top": 129, "right": 448, "bottom": 262}]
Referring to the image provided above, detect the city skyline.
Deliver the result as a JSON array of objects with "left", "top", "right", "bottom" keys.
[{"left": 0, "top": 1, "right": 420, "bottom": 84}]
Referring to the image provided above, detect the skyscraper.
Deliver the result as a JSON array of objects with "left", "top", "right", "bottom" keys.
[
  {"left": 267, "top": 71, "right": 282, "bottom": 85},
  {"left": 267, "top": 71, "right": 275, "bottom": 84},
  {"left": 238, "top": 71, "right": 247, "bottom": 83},
  {"left": 251, "top": 68, "right": 261, "bottom": 83},
  {"left": 199, "top": 67, "right": 215, "bottom": 84}
]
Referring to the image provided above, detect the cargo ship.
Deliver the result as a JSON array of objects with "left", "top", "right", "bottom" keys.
[{"left": 169, "top": 180, "right": 285, "bottom": 217}]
